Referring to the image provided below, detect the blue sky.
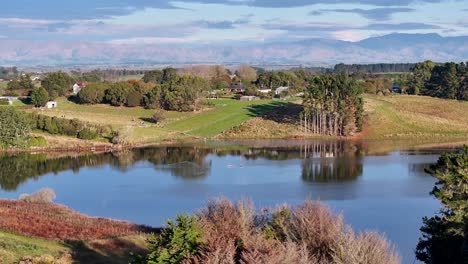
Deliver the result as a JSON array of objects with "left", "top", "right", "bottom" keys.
[{"left": 0, "top": 0, "right": 467, "bottom": 44}]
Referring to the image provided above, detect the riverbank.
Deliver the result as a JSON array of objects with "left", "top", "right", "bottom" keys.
[
  {"left": 1, "top": 94, "right": 467, "bottom": 153},
  {"left": 0, "top": 200, "right": 154, "bottom": 263}
]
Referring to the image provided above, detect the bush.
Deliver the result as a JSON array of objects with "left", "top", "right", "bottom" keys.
[
  {"left": 151, "top": 111, "right": 165, "bottom": 124},
  {"left": 139, "top": 198, "right": 400, "bottom": 264},
  {"left": 127, "top": 90, "right": 143, "bottom": 107},
  {"left": 145, "top": 214, "right": 203, "bottom": 264},
  {"left": 30, "top": 87, "right": 49, "bottom": 107},
  {"left": 77, "top": 128, "right": 98, "bottom": 140},
  {"left": 77, "top": 82, "right": 109, "bottom": 104},
  {"left": 0, "top": 107, "right": 31, "bottom": 148},
  {"left": 105, "top": 81, "right": 134, "bottom": 106},
  {"left": 28, "top": 136, "right": 47, "bottom": 147},
  {"left": 19, "top": 188, "right": 56, "bottom": 203}
]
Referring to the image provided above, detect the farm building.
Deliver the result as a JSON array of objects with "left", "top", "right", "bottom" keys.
[
  {"left": 240, "top": 96, "right": 259, "bottom": 101},
  {"left": 275, "top": 86, "right": 289, "bottom": 95},
  {"left": 72, "top": 82, "right": 88, "bottom": 95},
  {"left": 46, "top": 101, "right": 57, "bottom": 109},
  {"left": 258, "top": 88, "right": 271, "bottom": 94},
  {"left": 229, "top": 85, "right": 246, "bottom": 94}
]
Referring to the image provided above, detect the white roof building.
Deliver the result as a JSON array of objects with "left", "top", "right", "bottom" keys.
[
  {"left": 275, "top": 86, "right": 289, "bottom": 95},
  {"left": 46, "top": 101, "right": 57, "bottom": 109}
]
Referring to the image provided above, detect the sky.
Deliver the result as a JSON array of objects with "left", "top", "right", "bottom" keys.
[{"left": 0, "top": 0, "right": 467, "bottom": 45}]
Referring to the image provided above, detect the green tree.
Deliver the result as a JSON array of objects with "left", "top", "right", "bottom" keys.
[
  {"left": 0, "top": 107, "right": 31, "bottom": 148},
  {"left": 30, "top": 87, "right": 49, "bottom": 107},
  {"left": 143, "top": 70, "right": 164, "bottom": 83},
  {"left": 143, "top": 214, "right": 203, "bottom": 264},
  {"left": 77, "top": 82, "right": 110, "bottom": 104},
  {"left": 105, "top": 81, "right": 134, "bottom": 106},
  {"left": 41, "top": 71, "right": 73, "bottom": 98},
  {"left": 127, "top": 90, "right": 143, "bottom": 107},
  {"left": 416, "top": 147, "right": 468, "bottom": 264},
  {"left": 409, "top": 61, "right": 435, "bottom": 95}
]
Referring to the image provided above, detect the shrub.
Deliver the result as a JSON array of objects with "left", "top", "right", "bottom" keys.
[
  {"left": 145, "top": 214, "right": 203, "bottom": 264},
  {"left": 28, "top": 136, "right": 47, "bottom": 147},
  {"left": 106, "top": 81, "right": 134, "bottom": 106},
  {"left": 127, "top": 90, "right": 143, "bottom": 107},
  {"left": 77, "top": 82, "right": 110, "bottom": 104},
  {"left": 19, "top": 188, "right": 56, "bottom": 203},
  {"left": 77, "top": 128, "right": 98, "bottom": 140},
  {"left": 151, "top": 111, "right": 165, "bottom": 124},
  {"left": 0, "top": 107, "right": 31, "bottom": 148},
  {"left": 30, "top": 87, "right": 49, "bottom": 107}
]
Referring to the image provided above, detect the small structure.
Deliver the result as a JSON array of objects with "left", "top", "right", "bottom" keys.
[
  {"left": 0, "top": 96, "right": 15, "bottom": 105},
  {"left": 240, "top": 96, "right": 259, "bottom": 101},
  {"left": 46, "top": 101, "right": 57, "bottom": 109},
  {"left": 230, "top": 84, "right": 246, "bottom": 94},
  {"left": 275, "top": 86, "right": 289, "bottom": 96},
  {"left": 72, "top": 82, "right": 88, "bottom": 95},
  {"left": 258, "top": 88, "right": 271, "bottom": 94}
]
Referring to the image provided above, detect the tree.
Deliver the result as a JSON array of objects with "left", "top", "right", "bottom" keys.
[
  {"left": 425, "top": 63, "right": 460, "bottom": 99},
  {"left": 162, "top": 68, "right": 178, "bottom": 83},
  {"left": 41, "top": 71, "right": 73, "bottom": 98},
  {"left": 30, "top": 87, "right": 49, "bottom": 107},
  {"left": 0, "top": 107, "right": 31, "bottom": 148},
  {"left": 143, "top": 70, "right": 163, "bottom": 83},
  {"left": 409, "top": 61, "right": 435, "bottom": 95},
  {"left": 77, "top": 82, "right": 110, "bottom": 104},
  {"left": 416, "top": 147, "right": 468, "bottom": 264},
  {"left": 160, "top": 75, "right": 210, "bottom": 111},
  {"left": 236, "top": 64, "right": 257, "bottom": 83},
  {"left": 6, "top": 74, "right": 34, "bottom": 95},
  {"left": 127, "top": 90, "right": 143, "bottom": 107},
  {"left": 105, "top": 81, "right": 134, "bottom": 106}
]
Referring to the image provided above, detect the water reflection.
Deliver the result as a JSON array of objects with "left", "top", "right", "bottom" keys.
[
  {"left": 0, "top": 142, "right": 372, "bottom": 191},
  {"left": 301, "top": 141, "right": 363, "bottom": 182}
]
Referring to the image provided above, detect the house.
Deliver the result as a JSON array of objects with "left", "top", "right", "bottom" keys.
[
  {"left": 30, "top": 75, "right": 41, "bottom": 81},
  {"left": 46, "top": 101, "right": 57, "bottom": 109},
  {"left": 229, "top": 84, "right": 246, "bottom": 94},
  {"left": 240, "top": 96, "right": 259, "bottom": 101},
  {"left": 275, "top": 86, "right": 289, "bottom": 96},
  {"left": 72, "top": 82, "right": 88, "bottom": 95},
  {"left": 258, "top": 88, "right": 271, "bottom": 94}
]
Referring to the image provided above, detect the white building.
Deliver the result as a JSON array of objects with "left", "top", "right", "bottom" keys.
[
  {"left": 72, "top": 82, "right": 88, "bottom": 95},
  {"left": 275, "top": 86, "right": 289, "bottom": 96},
  {"left": 46, "top": 101, "right": 57, "bottom": 109},
  {"left": 258, "top": 88, "right": 271, "bottom": 94}
]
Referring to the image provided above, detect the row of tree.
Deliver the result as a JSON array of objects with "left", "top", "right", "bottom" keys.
[
  {"left": 400, "top": 61, "right": 468, "bottom": 100},
  {"left": 78, "top": 75, "right": 211, "bottom": 112},
  {"left": 334, "top": 63, "right": 416, "bottom": 74},
  {"left": 302, "top": 74, "right": 364, "bottom": 136}
]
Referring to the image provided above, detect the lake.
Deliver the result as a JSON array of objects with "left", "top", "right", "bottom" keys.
[{"left": 0, "top": 140, "right": 457, "bottom": 263}]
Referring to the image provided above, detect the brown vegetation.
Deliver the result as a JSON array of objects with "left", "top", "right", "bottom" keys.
[
  {"left": 182, "top": 198, "right": 400, "bottom": 264},
  {"left": 0, "top": 200, "right": 151, "bottom": 241}
]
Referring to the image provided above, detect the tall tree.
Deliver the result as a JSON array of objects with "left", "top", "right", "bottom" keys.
[
  {"left": 409, "top": 61, "right": 435, "bottom": 95},
  {"left": 41, "top": 71, "right": 73, "bottom": 99},
  {"left": 0, "top": 107, "right": 31, "bottom": 148},
  {"left": 30, "top": 87, "right": 49, "bottom": 107}
]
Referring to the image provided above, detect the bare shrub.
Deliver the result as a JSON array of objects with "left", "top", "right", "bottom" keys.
[
  {"left": 332, "top": 229, "right": 400, "bottom": 264},
  {"left": 19, "top": 188, "right": 56, "bottom": 203}
]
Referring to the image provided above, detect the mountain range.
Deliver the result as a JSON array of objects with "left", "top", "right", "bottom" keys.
[{"left": 1, "top": 33, "right": 467, "bottom": 66}]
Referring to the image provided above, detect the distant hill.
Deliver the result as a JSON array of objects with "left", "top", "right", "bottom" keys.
[{"left": 0, "top": 33, "right": 467, "bottom": 66}]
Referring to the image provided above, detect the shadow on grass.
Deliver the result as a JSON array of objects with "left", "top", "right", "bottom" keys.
[{"left": 246, "top": 101, "right": 303, "bottom": 125}]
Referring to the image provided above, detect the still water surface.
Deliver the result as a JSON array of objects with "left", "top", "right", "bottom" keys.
[{"left": 0, "top": 141, "right": 455, "bottom": 263}]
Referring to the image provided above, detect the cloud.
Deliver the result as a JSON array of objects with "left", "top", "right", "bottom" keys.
[
  {"left": 310, "top": 7, "right": 414, "bottom": 21},
  {"left": 0, "top": 0, "right": 447, "bottom": 20},
  {"left": 195, "top": 18, "right": 250, "bottom": 29},
  {"left": 363, "top": 22, "right": 442, "bottom": 30}
]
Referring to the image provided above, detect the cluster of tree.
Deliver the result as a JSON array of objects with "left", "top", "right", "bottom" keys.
[
  {"left": 41, "top": 71, "right": 74, "bottom": 99},
  {"left": 0, "top": 107, "right": 31, "bottom": 148},
  {"left": 0, "top": 66, "right": 19, "bottom": 80},
  {"left": 29, "top": 113, "right": 109, "bottom": 140},
  {"left": 416, "top": 147, "right": 468, "bottom": 264},
  {"left": 5, "top": 74, "right": 34, "bottom": 95},
  {"left": 404, "top": 61, "right": 468, "bottom": 100},
  {"left": 70, "top": 69, "right": 146, "bottom": 81},
  {"left": 78, "top": 73, "right": 210, "bottom": 111},
  {"left": 334, "top": 63, "right": 416, "bottom": 74},
  {"left": 302, "top": 74, "right": 364, "bottom": 136},
  {"left": 362, "top": 77, "right": 392, "bottom": 95}
]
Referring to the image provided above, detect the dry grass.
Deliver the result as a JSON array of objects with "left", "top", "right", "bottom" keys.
[
  {"left": 363, "top": 94, "right": 468, "bottom": 139},
  {"left": 19, "top": 188, "right": 56, "bottom": 203},
  {"left": 183, "top": 198, "right": 400, "bottom": 264},
  {"left": 0, "top": 200, "right": 149, "bottom": 241}
]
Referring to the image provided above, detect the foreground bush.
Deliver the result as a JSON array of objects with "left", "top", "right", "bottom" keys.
[
  {"left": 19, "top": 188, "right": 56, "bottom": 203},
  {"left": 137, "top": 198, "right": 400, "bottom": 264}
]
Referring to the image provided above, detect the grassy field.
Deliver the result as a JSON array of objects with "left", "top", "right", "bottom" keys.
[
  {"left": 27, "top": 98, "right": 290, "bottom": 144},
  {"left": 363, "top": 94, "right": 468, "bottom": 139}
]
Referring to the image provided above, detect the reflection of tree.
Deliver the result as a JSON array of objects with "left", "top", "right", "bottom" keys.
[{"left": 301, "top": 141, "right": 363, "bottom": 183}]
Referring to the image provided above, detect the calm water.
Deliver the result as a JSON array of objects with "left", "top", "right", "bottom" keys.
[{"left": 0, "top": 140, "right": 455, "bottom": 263}]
